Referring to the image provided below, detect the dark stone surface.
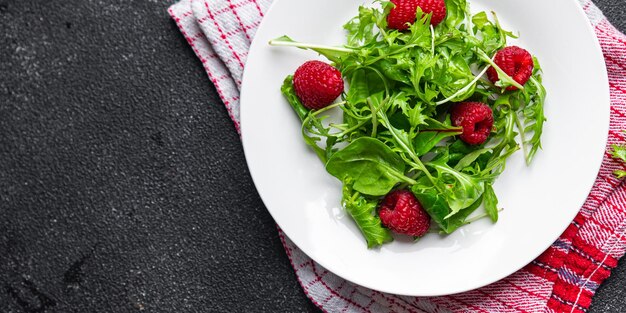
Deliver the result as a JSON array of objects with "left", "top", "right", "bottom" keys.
[
  {"left": 0, "top": 0, "right": 623, "bottom": 312},
  {"left": 0, "top": 0, "right": 317, "bottom": 312}
]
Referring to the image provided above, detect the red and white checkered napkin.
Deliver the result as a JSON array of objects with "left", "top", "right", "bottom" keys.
[{"left": 169, "top": 0, "right": 626, "bottom": 311}]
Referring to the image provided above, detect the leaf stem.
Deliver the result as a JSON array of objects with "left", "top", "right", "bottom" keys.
[
  {"left": 301, "top": 101, "right": 346, "bottom": 138},
  {"left": 336, "top": 99, "right": 386, "bottom": 137},
  {"left": 377, "top": 112, "right": 438, "bottom": 187},
  {"left": 513, "top": 112, "right": 529, "bottom": 164},
  {"left": 465, "top": 208, "right": 504, "bottom": 224},
  {"left": 524, "top": 75, "right": 546, "bottom": 164},
  {"left": 350, "top": 191, "right": 360, "bottom": 203},
  {"left": 435, "top": 64, "right": 491, "bottom": 105},
  {"left": 363, "top": 44, "right": 418, "bottom": 66},
  {"left": 430, "top": 24, "right": 435, "bottom": 56},
  {"left": 268, "top": 39, "right": 355, "bottom": 53},
  {"left": 367, "top": 98, "right": 379, "bottom": 137},
  {"left": 311, "top": 101, "right": 346, "bottom": 117},
  {"left": 476, "top": 48, "right": 524, "bottom": 90},
  {"left": 391, "top": 171, "right": 418, "bottom": 185}
]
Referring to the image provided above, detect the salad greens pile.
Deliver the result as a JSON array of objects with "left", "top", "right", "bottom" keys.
[{"left": 271, "top": 0, "right": 546, "bottom": 248}]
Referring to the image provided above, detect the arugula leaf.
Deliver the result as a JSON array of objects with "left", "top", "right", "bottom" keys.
[
  {"left": 521, "top": 71, "right": 547, "bottom": 164},
  {"left": 613, "top": 144, "right": 626, "bottom": 161},
  {"left": 344, "top": 6, "right": 378, "bottom": 46},
  {"left": 426, "top": 157, "right": 485, "bottom": 216},
  {"left": 444, "top": 0, "right": 468, "bottom": 28},
  {"left": 347, "top": 69, "right": 386, "bottom": 106},
  {"left": 376, "top": 58, "right": 413, "bottom": 85},
  {"left": 454, "top": 147, "right": 492, "bottom": 171},
  {"left": 471, "top": 12, "right": 511, "bottom": 54},
  {"left": 281, "top": 76, "right": 329, "bottom": 161},
  {"left": 326, "top": 137, "right": 415, "bottom": 196},
  {"left": 414, "top": 118, "right": 462, "bottom": 156},
  {"left": 615, "top": 170, "right": 626, "bottom": 179},
  {"left": 471, "top": 11, "right": 489, "bottom": 29},
  {"left": 484, "top": 97, "right": 520, "bottom": 179},
  {"left": 400, "top": 101, "right": 427, "bottom": 129},
  {"left": 483, "top": 183, "right": 499, "bottom": 222},
  {"left": 611, "top": 143, "right": 626, "bottom": 179},
  {"left": 447, "top": 140, "right": 476, "bottom": 165},
  {"left": 411, "top": 181, "right": 483, "bottom": 233},
  {"left": 342, "top": 183, "right": 393, "bottom": 248},
  {"left": 282, "top": 75, "right": 345, "bottom": 163},
  {"left": 281, "top": 75, "right": 309, "bottom": 122},
  {"left": 269, "top": 35, "right": 353, "bottom": 63}
]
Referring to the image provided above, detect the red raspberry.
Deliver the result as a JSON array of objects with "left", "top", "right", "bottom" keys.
[
  {"left": 387, "top": 0, "right": 446, "bottom": 30},
  {"left": 487, "top": 46, "right": 534, "bottom": 91},
  {"left": 417, "top": 0, "right": 447, "bottom": 26},
  {"left": 293, "top": 60, "right": 344, "bottom": 110},
  {"left": 451, "top": 102, "right": 494, "bottom": 145},
  {"left": 378, "top": 190, "right": 431, "bottom": 237}
]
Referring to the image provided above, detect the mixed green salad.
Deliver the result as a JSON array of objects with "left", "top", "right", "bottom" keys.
[{"left": 270, "top": 0, "right": 546, "bottom": 248}]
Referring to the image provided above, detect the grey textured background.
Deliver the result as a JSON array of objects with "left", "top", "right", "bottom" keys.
[{"left": 0, "top": 0, "right": 624, "bottom": 312}]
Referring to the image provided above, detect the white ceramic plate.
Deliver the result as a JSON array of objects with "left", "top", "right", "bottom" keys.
[{"left": 240, "top": 0, "right": 609, "bottom": 296}]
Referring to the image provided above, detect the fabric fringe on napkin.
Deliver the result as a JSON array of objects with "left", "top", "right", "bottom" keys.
[{"left": 169, "top": 1, "right": 626, "bottom": 311}]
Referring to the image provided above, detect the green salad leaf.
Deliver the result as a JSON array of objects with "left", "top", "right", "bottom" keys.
[
  {"left": 611, "top": 139, "right": 626, "bottom": 179},
  {"left": 414, "top": 118, "right": 462, "bottom": 156},
  {"left": 411, "top": 179, "right": 483, "bottom": 234},
  {"left": 483, "top": 183, "right": 499, "bottom": 222},
  {"left": 342, "top": 182, "right": 394, "bottom": 248},
  {"left": 426, "top": 157, "right": 485, "bottom": 215},
  {"left": 327, "top": 137, "right": 415, "bottom": 196},
  {"left": 272, "top": 0, "right": 546, "bottom": 247}
]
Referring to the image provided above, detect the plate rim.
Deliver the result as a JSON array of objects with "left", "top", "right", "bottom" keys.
[{"left": 240, "top": 0, "right": 611, "bottom": 296}]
